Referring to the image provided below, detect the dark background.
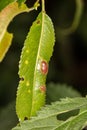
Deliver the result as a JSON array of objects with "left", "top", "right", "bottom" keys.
[{"left": 0, "top": 0, "right": 87, "bottom": 129}]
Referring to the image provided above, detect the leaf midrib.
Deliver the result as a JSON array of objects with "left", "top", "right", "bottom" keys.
[{"left": 31, "top": 11, "right": 45, "bottom": 115}]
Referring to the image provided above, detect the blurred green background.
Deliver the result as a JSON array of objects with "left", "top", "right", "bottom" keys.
[{"left": 0, "top": 0, "right": 87, "bottom": 129}]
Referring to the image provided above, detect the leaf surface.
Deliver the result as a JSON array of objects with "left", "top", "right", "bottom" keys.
[
  {"left": 16, "top": 11, "right": 55, "bottom": 121},
  {"left": 13, "top": 97, "right": 87, "bottom": 130}
]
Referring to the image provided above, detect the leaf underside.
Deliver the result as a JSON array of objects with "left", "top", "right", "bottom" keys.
[{"left": 16, "top": 12, "right": 55, "bottom": 121}]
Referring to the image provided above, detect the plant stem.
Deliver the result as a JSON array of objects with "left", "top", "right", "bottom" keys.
[
  {"left": 42, "top": 0, "right": 45, "bottom": 12},
  {"left": 57, "top": 0, "right": 84, "bottom": 36}
]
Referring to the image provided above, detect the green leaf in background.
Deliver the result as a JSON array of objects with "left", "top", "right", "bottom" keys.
[
  {"left": 46, "top": 83, "right": 81, "bottom": 104},
  {"left": 16, "top": 11, "right": 55, "bottom": 121},
  {"left": 0, "top": 1, "right": 39, "bottom": 62},
  {"left": 13, "top": 97, "right": 87, "bottom": 130}
]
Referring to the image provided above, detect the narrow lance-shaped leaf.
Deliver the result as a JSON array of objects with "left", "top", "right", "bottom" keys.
[
  {"left": 0, "top": 1, "right": 39, "bottom": 62},
  {"left": 16, "top": 11, "right": 55, "bottom": 121}
]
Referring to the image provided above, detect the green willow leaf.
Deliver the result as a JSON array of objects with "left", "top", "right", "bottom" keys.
[
  {"left": 0, "top": 1, "right": 39, "bottom": 62},
  {"left": 16, "top": 11, "right": 55, "bottom": 121}
]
